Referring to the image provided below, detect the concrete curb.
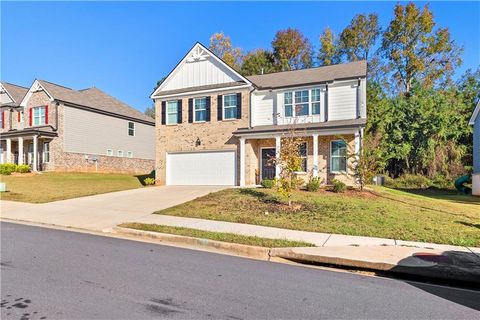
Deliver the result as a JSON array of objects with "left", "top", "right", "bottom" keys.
[
  {"left": 112, "top": 226, "right": 272, "bottom": 260},
  {"left": 270, "top": 247, "right": 480, "bottom": 284}
]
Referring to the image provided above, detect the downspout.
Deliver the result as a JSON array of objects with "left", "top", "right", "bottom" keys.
[{"left": 248, "top": 85, "right": 256, "bottom": 129}]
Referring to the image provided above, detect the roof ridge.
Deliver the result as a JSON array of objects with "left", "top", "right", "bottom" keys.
[
  {"left": 0, "top": 81, "right": 29, "bottom": 89},
  {"left": 38, "top": 79, "right": 74, "bottom": 90},
  {"left": 246, "top": 60, "right": 367, "bottom": 78}
]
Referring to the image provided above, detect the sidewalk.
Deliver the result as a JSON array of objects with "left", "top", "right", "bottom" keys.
[{"left": 132, "top": 214, "right": 480, "bottom": 255}]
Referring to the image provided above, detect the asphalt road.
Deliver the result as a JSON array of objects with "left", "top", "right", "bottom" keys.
[{"left": 1, "top": 222, "right": 479, "bottom": 320}]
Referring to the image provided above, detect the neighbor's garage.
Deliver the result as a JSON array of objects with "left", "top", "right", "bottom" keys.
[{"left": 166, "top": 150, "right": 236, "bottom": 186}]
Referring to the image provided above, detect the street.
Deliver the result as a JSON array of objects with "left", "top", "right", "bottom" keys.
[{"left": 1, "top": 222, "right": 479, "bottom": 319}]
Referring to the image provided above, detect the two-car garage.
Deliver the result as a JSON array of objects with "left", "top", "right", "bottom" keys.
[{"left": 166, "top": 150, "right": 236, "bottom": 186}]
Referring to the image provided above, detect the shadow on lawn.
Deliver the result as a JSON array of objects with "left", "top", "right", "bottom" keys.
[
  {"left": 238, "top": 188, "right": 282, "bottom": 204},
  {"left": 456, "top": 221, "right": 480, "bottom": 229},
  {"left": 135, "top": 170, "right": 155, "bottom": 186},
  {"left": 390, "top": 188, "right": 480, "bottom": 206}
]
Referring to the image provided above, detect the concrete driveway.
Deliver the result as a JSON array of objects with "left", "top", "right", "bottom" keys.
[{"left": 0, "top": 186, "right": 225, "bottom": 231}]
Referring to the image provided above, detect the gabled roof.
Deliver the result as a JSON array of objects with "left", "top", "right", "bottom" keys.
[
  {"left": 247, "top": 60, "right": 367, "bottom": 90},
  {"left": 0, "top": 82, "right": 29, "bottom": 106},
  {"left": 470, "top": 100, "right": 480, "bottom": 125},
  {"left": 21, "top": 79, "right": 154, "bottom": 124},
  {"left": 151, "top": 42, "right": 252, "bottom": 99}
]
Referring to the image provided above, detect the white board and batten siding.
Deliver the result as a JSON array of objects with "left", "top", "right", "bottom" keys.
[
  {"left": 63, "top": 106, "right": 155, "bottom": 159},
  {"left": 161, "top": 57, "right": 244, "bottom": 92},
  {"left": 251, "top": 91, "right": 276, "bottom": 127},
  {"left": 166, "top": 150, "right": 236, "bottom": 186}
]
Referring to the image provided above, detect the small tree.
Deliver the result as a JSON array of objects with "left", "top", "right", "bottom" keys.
[{"left": 275, "top": 130, "right": 304, "bottom": 206}]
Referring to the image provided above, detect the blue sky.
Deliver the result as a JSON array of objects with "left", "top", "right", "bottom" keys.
[{"left": 1, "top": 1, "right": 479, "bottom": 111}]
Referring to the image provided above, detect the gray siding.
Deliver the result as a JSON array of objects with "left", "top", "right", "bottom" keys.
[
  {"left": 474, "top": 112, "right": 480, "bottom": 174},
  {"left": 63, "top": 105, "right": 155, "bottom": 160}
]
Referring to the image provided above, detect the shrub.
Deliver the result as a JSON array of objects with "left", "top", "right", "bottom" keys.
[
  {"left": 16, "top": 164, "right": 30, "bottom": 173},
  {"left": 385, "top": 174, "right": 431, "bottom": 189},
  {"left": 261, "top": 179, "right": 274, "bottom": 189},
  {"left": 144, "top": 177, "right": 155, "bottom": 186},
  {"left": 331, "top": 179, "right": 346, "bottom": 193},
  {"left": 306, "top": 176, "right": 321, "bottom": 192},
  {"left": 0, "top": 164, "right": 18, "bottom": 175}
]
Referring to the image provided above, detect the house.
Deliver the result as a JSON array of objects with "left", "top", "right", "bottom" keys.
[
  {"left": 469, "top": 100, "right": 480, "bottom": 196},
  {"left": 0, "top": 80, "right": 155, "bottom": 174},
  {"left": 151, "top": 43, "right": 366, "bottom": 186}
]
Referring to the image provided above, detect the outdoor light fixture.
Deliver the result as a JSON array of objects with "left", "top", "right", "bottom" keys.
[{"left": 195, "top": 137, "right": 201, "bottom": 147}]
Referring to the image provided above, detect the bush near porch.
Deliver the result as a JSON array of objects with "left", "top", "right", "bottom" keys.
[
  {"left": 0, "top": 172, "right": 146, "bottom": 203},
  {"left": 154, "top": 187, "right": 480, "bottom": 247}
]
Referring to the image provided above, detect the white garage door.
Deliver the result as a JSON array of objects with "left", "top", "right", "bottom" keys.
[{"left": 167, "top": 150, "right": 236, "bottom": 186}]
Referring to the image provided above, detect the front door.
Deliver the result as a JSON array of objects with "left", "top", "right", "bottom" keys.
[{"left": 261, "top": 148, "right": 276, "bottom": 180}]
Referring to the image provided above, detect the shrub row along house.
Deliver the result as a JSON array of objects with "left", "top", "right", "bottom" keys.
[
  {"left": 151, "top": 43, "right": 367, "bottom": 186},
  {"left": 0, "top": 80, "right": 155, "bottom": 173}
]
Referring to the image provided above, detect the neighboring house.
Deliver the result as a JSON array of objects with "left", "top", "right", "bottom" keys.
[
  {"left": 469, "top": 100, "right": 480, "bottom": 196},
  {"left": 151, "top": 42, "right": 366, "bottom": 186},
  {"left": 0, "top": 80, "right": 155, "bottom": 174}
]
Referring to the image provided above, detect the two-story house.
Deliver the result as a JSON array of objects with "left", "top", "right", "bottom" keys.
[
  {"left": 151, "top": 43, "right": 366, "bottom": 186},
  {"left": 0, "top": 80, "right": 155, "bottom": 174}
]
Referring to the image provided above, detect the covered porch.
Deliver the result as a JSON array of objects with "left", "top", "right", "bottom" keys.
[
  {"left": 235, "top": 123, "right": 364, "bottom": 187},
  {"left": 0, "top": 129, "right": 57, "bottom": 172}
]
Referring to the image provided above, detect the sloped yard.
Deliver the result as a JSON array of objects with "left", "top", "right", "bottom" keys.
[
  {"left": 0, "top": 172, "right": 146, "bottom": 203},
  {"left": 154, "top": 187, "right": 480, "bottom": 247}
]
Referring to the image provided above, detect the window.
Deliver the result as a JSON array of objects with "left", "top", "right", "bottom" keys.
[
  {"left": 127, "top": 151, "right": 133, "bottom": 158},
  {"left": 223, "top": 94, "right": 237, "bottom": 119},
  {"left": 166, "top": 100, "right": 178, "bottom": 124},
  {"left": 128, "top": 122, "right": 135, "bottom": 136},
  {"left": 311, "top": 89, "right": 321, "bottom": 115},
  {"left": 298, "top": 142, "right": 307, "bottom": 172},
  {"left": 331, "top": 140, "right": 347, "bottom": 173},
  {"left": 194, "top": 97, "right": 207, "bottom": 122},
  {"left": 106, "top": 149, "right": 113, "bottom": 156},
  {"left": 294, "top": 90, "right": 309, "bottom": 116},
  {"left": 284, "top": 92, "right": 293, "bottom": 117},
  {"left": 117, "top": 150, "right": 124, "bottom": 157},
  {"left": 43, "top": 142, "right": 50, "bottom": 163},
  {"left": 284, "top": 88, "right": 322, "bottom": 117},
  {"left": 33, "top": 106, "right": 46, "bottom": 126}
]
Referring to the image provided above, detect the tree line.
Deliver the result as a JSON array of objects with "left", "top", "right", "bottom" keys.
[{"left": 150, "top": 2, "right": 479, "bottom": 182}]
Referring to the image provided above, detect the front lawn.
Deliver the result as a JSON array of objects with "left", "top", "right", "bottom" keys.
[
  {"left": 0, "top": 172, "right": 147, "bottom": 203},
  {"left": 155, "top": 187, "right": 480, "bottom": 247},
  {"left": 120, "top": 223, "right": 315, "bottom": 248}
]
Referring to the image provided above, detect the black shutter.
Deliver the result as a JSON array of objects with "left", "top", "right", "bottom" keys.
[
  {"left": 188, "top": 98, "right": 193, "bottom": 123},
  {"left": 236, "top": 92, "right": 242, "bottom": 119},
  {"left": 217, "top": 95, "right": 223, "bottom": 121},
  {"left": 206, "top": 96, "right": 211, "bottom": 122},
  {"left": 161, "top": 101, "right": 166, "bottom": 125},
  {"left": 177, "top": 99, "right": 183, "bottom": 124}
]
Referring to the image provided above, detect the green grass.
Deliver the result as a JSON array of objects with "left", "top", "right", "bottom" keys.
[
  {"left": 119, "top": 223, "right": 315, "bottom": 248},
  {"left": 154, "top": 187, "right": 480, "bottom": 247},
  {"left": 0, "top": 172, "right": 147, "bottom": 203}
]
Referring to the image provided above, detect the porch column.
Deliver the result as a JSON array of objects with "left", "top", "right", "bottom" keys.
[
  {"left": 239, "top": 137, "right": 246, "bottom": 187},
  {"left": 32, "top": 135, "right": 38, "bottom": 172},
  {"left": 312, "top": 133, "right": 319, "bottom": 177},
  {"left": 354, "top": 129, "right": 361, "bottom": 155},
  {"left": 6, "top": 138, "right": 11, "bottom": 163},
  {"left": 18, "top": 137, "right": 24, "bottom": 165},
  {"left": 275, "top": 136, "right": 281, "bottom": 179}
]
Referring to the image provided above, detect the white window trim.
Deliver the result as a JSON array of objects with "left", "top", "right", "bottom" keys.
[
  {"left": 43, "top": 142, "right": 50, "bottom": 163},
  {"left": 33, "top": 106, "right": 46, "bottom": 126},
  {"left": 295, "top": 142, "right": 308, "bottom": 174},
  {"left": 128, "top": 121, "right": 135, "bottom": 136},
  {"left": 127, "top": 151, "right": 133, "bottom": 158},
  {"left": 284, "top": 88, "right": 321, "bottom": 118},
  {"left": 107, "top": 149, "right": 113, "bottom": 156},
  {"left": 166, "top": 100, "right": 179, "bottom": 125},
  {"left": 193, "top": 97, "right": 207, "bottom": 123},
  {"left": 117, "top": 150, "right": 124, "bottom": 157},
  {"left": 223, "top": 94, "right": 237, "bottom": 120},
  {"left": 330, "top": 140, "right": 347, "bottom": 174}
]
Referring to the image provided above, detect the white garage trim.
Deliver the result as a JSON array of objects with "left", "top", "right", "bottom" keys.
[{"left": 166, "top": 150, "right": 237, "bottom": 186}]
